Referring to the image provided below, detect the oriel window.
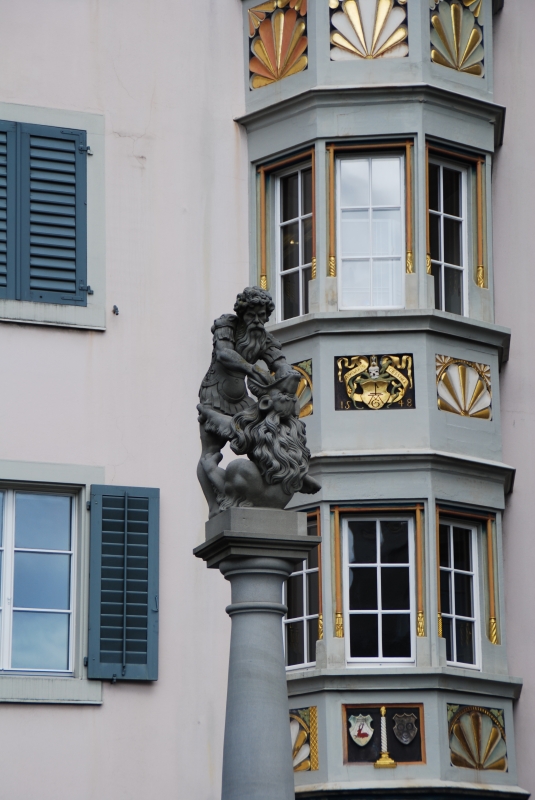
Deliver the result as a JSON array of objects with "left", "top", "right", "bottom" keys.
[
  {"left": 284, "top": 513, "right": 320, "bottom": 668},
  {"left": 439, "top": 521, "right": 478, "bottom": 667},
  {"left": 337, "top": 155, "right": 405, "bottom": 310},
  {"left": 429, "top": 160, "right": 468, "bottom": 315},
  {"left": 276, "top": 164, "right": 313, "bottom": 320},
  {"left": 344, "top": 517, "right": 414, "bottom": 663}
]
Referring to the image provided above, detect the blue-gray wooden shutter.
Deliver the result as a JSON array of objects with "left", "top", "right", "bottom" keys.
[
  {"left": 88, "top": 485, "right": 159, "bottom": 681},
  {"left": 0, "top": 121, "right": 17, "bottom": 300},
  {"left": 19, "top": 123, "right": 88, "bottom": 305}
]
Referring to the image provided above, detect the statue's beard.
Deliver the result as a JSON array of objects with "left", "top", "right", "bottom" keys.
[
  {"left": 230, "top": 407, "right": 310, "bottom": 495},
  {"left": 235, "top": 321, "right": 267, "bottom": 364}
]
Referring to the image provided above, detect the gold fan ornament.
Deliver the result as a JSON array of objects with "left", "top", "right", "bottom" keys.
[
  {"left": 330, "top": 0, "right": 408, "bottom": 61},
  {"left": 249, "top": 4, "right": 308, "bottom": 88},
  {"left": 449, "top": 707, "right": 507, "bottom": 771},
  {"left": 248, "top": 0, "right": 307, "bottom": 37},
  {"left": 430, "top": 0, "right": 484, "bottom": 76},
  {"left": 436, "top": 355, "right": 491, "bottom": 420}
]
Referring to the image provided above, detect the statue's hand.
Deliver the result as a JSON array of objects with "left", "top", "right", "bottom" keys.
[
  {"left": 251, "top": 364, "right": 272, "bottom": 384},
  {"left": 197, "top": 403, "right": 208, "bottom": 423}
]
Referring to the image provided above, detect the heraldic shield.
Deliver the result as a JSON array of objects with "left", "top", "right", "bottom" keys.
[
  {"left": 349, "top": 714, "right": 374, "bottom": 747},
  {"left": 393, "top": 713, "right": 418, "bottom": 745}
]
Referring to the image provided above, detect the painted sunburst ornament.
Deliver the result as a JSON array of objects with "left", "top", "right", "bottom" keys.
[
  {"left": 330, "top": 0, "right": 409, "bottom": 61},
  {"left": 436, "top": 355, "right": 492, "bottom": 420},
  {"left": 430, "top": 0, "right": 484, "bottom": 76},
  {"left": 249, "top": 1, "right": 308, "bottom": 88}
]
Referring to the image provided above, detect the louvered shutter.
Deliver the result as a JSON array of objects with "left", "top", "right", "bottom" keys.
[
  {"left": 88, "top": 485, "right": 159, "bottom": 681},
  {"left": 0, "top": 122, "right": 16, "bottom": 300},
  {"left": 19, "top": 123, "right": 88, "bottom": 305}
]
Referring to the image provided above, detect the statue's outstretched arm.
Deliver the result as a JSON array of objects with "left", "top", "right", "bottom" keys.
[{"left": 216, "top": 338, "right": 271, "bottom": 383}]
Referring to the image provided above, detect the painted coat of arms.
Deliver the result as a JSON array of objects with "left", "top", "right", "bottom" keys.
[
  {"left": 393, "top": 713, "right": 418, "bottom": 745},
  {"left": 335, "top": 354, "right": 415, "bottom": 411},
  {"left": 348, "top": 714, "right": 374, "bottom": 747}
]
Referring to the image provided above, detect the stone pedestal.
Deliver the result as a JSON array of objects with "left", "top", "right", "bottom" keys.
[{"left": 194, "top": 507, "right": 321, "bottom": 800}]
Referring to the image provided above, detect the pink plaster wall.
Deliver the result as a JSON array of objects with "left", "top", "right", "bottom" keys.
[
  {"left": 494, "top": 1, "right": 535, "bottom": 794},
  {"left": 0, "top": 0, "right": 248, "bottom": 797}
]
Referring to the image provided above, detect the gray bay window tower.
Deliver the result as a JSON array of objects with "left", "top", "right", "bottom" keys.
[{"left": 239, "top": 0, "right": 520, "bottom": 797}]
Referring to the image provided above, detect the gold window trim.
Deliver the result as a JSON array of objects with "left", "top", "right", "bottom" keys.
[
  {"left": 326, "top": 140, "right": 414, "bottom": 278},
  {"left": 436, "top": 506, "right": 498, "bottom": 645},
  {"left": 426, "top": 143, "right": 486, "bottom": 288},
  {"left": 306, "top": 508, "right": 323, "bottom": 640},
  {"left": 332, "top": 505, "right": 425, "bottom": 641},
  {"left": 257, "top": 148, "right": 316, "bottom": 291}
]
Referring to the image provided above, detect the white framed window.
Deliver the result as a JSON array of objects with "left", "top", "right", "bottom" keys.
[
  {"left": 439, "top": 520, "right": 479, "bottom": 668},
  {"left": 337, "top": 155, "right": 405, "bottom": 310},
  {"left": 429, "top": 159, "right": 469, "bottom": 316},
  {"left": 0, "top": 490, "right": 75, "bottom": 673},
  {"left": 284, "top": 513, "right": 320, "bottom": 668},
  {"left": 343, "top": 516, "right": 415, "bottom": 664},
  {"left": 275, "top": 163, "right": 313, "bottom": 321}
]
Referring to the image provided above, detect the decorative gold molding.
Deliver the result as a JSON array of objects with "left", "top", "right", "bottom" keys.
[
  {"left": 293, "top": 360, "right": 313, "bottom": 418},
  {"left": 436, "top": 354, "right": 492, "bottom": 420},
  {"left": 328, "top": 256, "right": 336, "bottom": 278},
  {"left": 260, "top": 274, "right": 268, "bottom": 290},
  {"left": 489, "top": 617, "right": 498, "bottom": 645},
  {"left": 318, "top": 613, "right": 323, "bottom": 640},
  {"left": 249, "top": 2, "right": 308, "bottom": 89},
  {"left": 311, "top": 255, "right": 317, "bottom": 280},
  {"left": 374, "top": 706, "right": 397, "bottom": 769},
  {"left": 416, "top": 505, "right": 424, "bottom": 636},
  {"left": 330, "top": 0, "right": 408, "bottom": 61},
  {"left": 438, "top": 612, "right": 443, "bottom": 638},
  {"left": 335, "top": 611, "right": 344, "bottom": 638},
  {"left": 406, "top": 252, "right": 414, "bottom": 274},
  {"left": 430, "top": 0, "right": 484, "bottom": 77},
  {"left": 426, "top": 253, "right": 432, "bottom": 275},
  {"left": 309, "top": 706, "right": 319, "bottom": 770},
  {"left": 448, "top": 705, "right": 507, "bottom": 771}
]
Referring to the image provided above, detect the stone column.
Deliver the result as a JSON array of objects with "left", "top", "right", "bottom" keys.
[{"left": 194, "top": 507, "right": 320, "bottom": 800}]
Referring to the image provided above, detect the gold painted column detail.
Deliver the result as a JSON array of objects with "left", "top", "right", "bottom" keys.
[
  {"left": 405, "top": 141, "right": 414, "bottom": 273},
  {"left": 333, "top": 506, "right": 343, "bottom": 637},
  {"left": 416, "top": 505, "right": 425, "bottom": 636},
  {"left": 487, "top": 517, "right": 498, "bottom": 644},
  {"left": 476, "top": 159, "right": 485, "bottom": 288},
  {"left": 436, "top": 505, "right": 443, "bottom": 637},
  {"left": 328, "top": 145, "right": 336, "bottom": 277}
]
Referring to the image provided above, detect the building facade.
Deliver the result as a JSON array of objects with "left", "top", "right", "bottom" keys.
[{"left": 0, "top": 1, "right": 533, "bottom": 798}]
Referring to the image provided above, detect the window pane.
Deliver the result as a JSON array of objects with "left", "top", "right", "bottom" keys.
[
  {"left": 443, "top": 168, "right": 461, "bottom": 217},
  {"left": 439, "top": 524, "right": 450, "bottom": 567},
  {"left": 307, "top": 618, "right": 318, "bottom": 663},
  {"left": 11, "top": 611, "right": 69, "bottom": 670},
  {"left": 431, "top": 262, "right": 442, "bottom": 310},
  {"left": 340, "top": 159, "right": 369, "bottom": 207},
  {"left": 282, "top": 272, "right": 300, "bottom": 320},
  {"left": 453, "top": 527, "right": 472, "bottom": 571},
  {"left": 307, "top": 572, "right": 319, "bottom": 616},
  {"left": 281, "top": 172, "right": 299, "bottom": 221},
  {"left": 341, "top": 210, "right": 369, "bottom": 256},
  {"left": 285, "top": 621, "right": 304, "bottom": 666},
  {"left": 286, "top": 573, "right": 304, "bottom": 619},
  {"left": 371, "top": 159, "right": 400, "bottom": 207},
  {"left": 302, "top": 168, "right": 312, "bottom": 216},
  {"left": 348, "top": 520, "right": 376, "bottom": 564},
  {"left": 372, "top": 259, "right": 402, "bottom": 307},
  {"left": 454, "top": 573, "right": 473, "bottom": 618},
  {"left": 442, "top": 615, "right": 453, "bottom": 661},
  {"left": 380, "top": 520, "right": 409, "bottom": 564},
  {"left": 443, "top": 217, "right": 461, "bottom": 266},
  {"left": 372, "top": 209, "right": 401, "bottom": 255},
  {"left": 455, "top": 619, "right": 475, "bottom": 664},
  {"left": 429, "top": 163, "right": 440, "bottom": 212},
  {"left": 444, "top": 267, "right": 462, "bottom": 315},
  {"left": 302, "top": 266, "right": 311, "bottom": 315},
  {"left": 349, "top": 567, "right": 377, "bottom": 610},
  {"left": 349, "top": 613, "right": 378, "bottom": 658},
  {"left": 282, "top": 221, "right": 300, "bottom": 271},
  {"left": 382, "top": 614, "right": 411, "bottom": 658},
  {"left": 15, "top": 494, "right": 71, "bottom": 551},
  {"left": 440, "top": 570, "right": 451, "bottom": 615},
  {"left": 307, "top": 544, "right": 318, "bottom": 570},
  {"left": 341, "top": 260, "right": 370, "bottom": 308},
  {"left": 302, "top": 216, "right": 313, "bottom": 264},
  {"left": 307, "top": 517, "right": 318, "bottom": 538},
  {"left": 430, "top": 214, "right": 440, "bottom": 261},
  {"left": 14, "top": 553, "right": 70, "bottom": 610},
  {"left": 381, "top": 567, "right": 410, "bottom": 610}
]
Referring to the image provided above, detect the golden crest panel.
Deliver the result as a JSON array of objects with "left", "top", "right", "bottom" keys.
[
  {"left": 336, "top": 354, "right": 414, "bottom": 410},
  {"left": 436, "top": 355, "right": 491, "bottom": 420},
  {"left": 290, "top": 707, "right": 319, "bottom": 771},
  {"left": 249, "top": 0, "right": 308, "bottom": 89},
  {"left": 330, "top": 0, "right": 409, "bottom": 62},
  {"left": 429, "top": 0, "right": 484, "bottom": 77},
  {"left": 447, "top": 705, "right": 507, "bottom": 772},
  {"left": 293, "top": 359, "right": 313, "bottom": 418}
]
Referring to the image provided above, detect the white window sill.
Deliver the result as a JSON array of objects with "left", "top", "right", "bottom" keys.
[{"left": 0, "top": 674, "right": 102, "bottom": 704}]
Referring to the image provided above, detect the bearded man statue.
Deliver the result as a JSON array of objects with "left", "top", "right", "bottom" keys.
[
  {"left": 198, "top": 286, "right": 297, "bottom": 517},
  {"left": 198, "top": 371, "right": 320, "bottom": 513}
]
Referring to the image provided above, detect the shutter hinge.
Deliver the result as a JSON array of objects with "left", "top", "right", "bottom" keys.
[
  {"left": 79, "top": 144, "right": 93, "bottom": 156},
  {"left": 79, "top": 280, "right": 94, "bottom": 295},
  {"left": 153, "top": 595, "right": 159, "bottom": 612},
  {"left": 84, "top": 656, "right": 88, "bottom": 667},
  {"left": 86, "top": 501, "right": 91, "bottom": 511}
]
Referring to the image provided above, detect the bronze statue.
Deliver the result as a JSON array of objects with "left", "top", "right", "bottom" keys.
[{"left": 197, "top": 286, "right": 320, "bottom": 517}]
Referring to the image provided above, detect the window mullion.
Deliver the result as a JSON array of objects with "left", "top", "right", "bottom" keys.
[
  {"left": 1, "top": 491, "right": 15, "bottom": 670},
  {"left": 376, "top": 519, "right": 382, "bottom": 660}
]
